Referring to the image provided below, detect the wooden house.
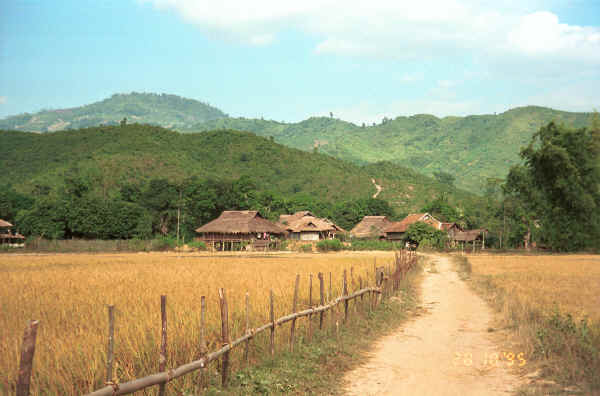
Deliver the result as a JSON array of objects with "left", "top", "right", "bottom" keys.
[
  {"left": 350, "top": 216, "right": 393, "bottom": 239},
  {"left": 441, "top": 222, "right": 463, "bottom": 241},
  {"left": 278, "top": 211, "right": 345, "bottom": 241},
  {"left": 384, "top": 213, "right": 442, "bottom": 241},
  {"left": 195, "top": 211, "right": 285, "bottom": 251},
  {"left": 453, "top": 229, "right": 488, "bottom": 251},
  {"left": 0, "top": 219, "right": 25, "bottom": 248}
]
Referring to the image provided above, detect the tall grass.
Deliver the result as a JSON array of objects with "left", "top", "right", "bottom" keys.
[
  {"left": 459, "top": 254, "right": 600, "bottom": 392},
  {"left": 1, "top": 251, "right": 393, "bottom": 395}
]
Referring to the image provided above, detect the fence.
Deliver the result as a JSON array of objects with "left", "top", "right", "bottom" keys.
[{"left": 15, "top": 250, "right": 417, "bottom": 396}]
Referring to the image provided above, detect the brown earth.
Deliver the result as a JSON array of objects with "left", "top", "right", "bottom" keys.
[{"left": 343, "top": 254, "right": 521, "bottom": 395}]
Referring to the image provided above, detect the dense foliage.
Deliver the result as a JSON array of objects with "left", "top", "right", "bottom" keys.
[
  {"left": 0, "top": 125, "right": 487, "bottom": 236},
  {"left": 405, "top": 222, "right": 448, "bottom": 249},
  {"left": 504, "top": 121, "right": 600, "bottom": 251}
]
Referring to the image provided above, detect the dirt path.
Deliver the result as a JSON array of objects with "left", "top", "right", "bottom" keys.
[
  {"left": 343, "top": 254, "right": 520, "bottom": 395},
  {"left": 371, "top": 178, "right": 383, "bottom": 198}
]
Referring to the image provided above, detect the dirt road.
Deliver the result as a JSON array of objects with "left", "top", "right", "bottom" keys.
[
  {"left": 371, "top": 178, "right": 383, "bottom": 198},
  {"left": 343, "top": 254, "right": 520, "bottom": 395}
]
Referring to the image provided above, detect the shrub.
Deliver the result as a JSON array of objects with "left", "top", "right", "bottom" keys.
[
  {"left": 299, "top": 244, "right": 313, "bottom": 253},
  {"left": 187, "top": 240, "right": 207, "bottom": 250},
  {"left": 316, "top": 239, "right": 343, "bottom": 252},
  {"left": 348, "top": 239, "right": 404, "bottom": 251}
]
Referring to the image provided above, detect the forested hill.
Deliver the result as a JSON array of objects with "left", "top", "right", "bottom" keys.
[
  {"left": 0, "top": 93, "right": 227, "bottom": 132},
  {"left": 0, "top": 125, "right": 481, "bottom": 216},
  {"left": 187, "top": 107, "right": 593, "bottom": 192}
]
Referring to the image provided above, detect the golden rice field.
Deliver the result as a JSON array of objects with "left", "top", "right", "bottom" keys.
[
  {"left": 467, "top": 254, "right": 600, "bottom": 322},
  {"left": 1, "top": 251, "right": 394, "bottom": 395}
]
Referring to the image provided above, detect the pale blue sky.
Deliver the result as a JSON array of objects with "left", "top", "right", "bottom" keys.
[{"left": 1, "top": 0, "right": 599, "bottom": 124}]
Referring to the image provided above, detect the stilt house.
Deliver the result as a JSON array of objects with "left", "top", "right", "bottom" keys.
[
  {"left": 278, "top": 211, "right": 345, "bottom": 241},
  {"left": 0, "top": 219, "right": 25, "bottom": 247},
  {"left": 195, "top": 211, "right": 285, "bottom": 251}
]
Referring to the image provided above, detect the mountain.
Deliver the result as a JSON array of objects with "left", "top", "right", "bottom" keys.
[
  {"left": 0, "top": 125, "right": 481, "bottom": 215},
  {"left": 187, "top": 107, "right": 594, "bottom": 192},
  {"left": 0, "top": 92, "right": 227, "bottom": 132}
]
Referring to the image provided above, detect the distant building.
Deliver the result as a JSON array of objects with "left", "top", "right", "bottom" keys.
[
  {"left": 384, "top": 213, "right": 442, "bottom": 241},
  {"left": 350, "top": 216, "right": 393, "bottom": 239},
  {"left": 278, "top": 211, "right": 345, "bottom": 241},
  {"left": 195, "top": 211, "right": 285, "bottom": 251},
  {"left": 0, "top": 219, "right": 25, "bottom": 248}
]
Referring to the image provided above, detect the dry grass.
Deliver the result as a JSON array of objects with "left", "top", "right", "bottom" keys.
[
  {"left": 468, "top": 255, "right": 600, "bottom": 322},
  {"left": 462, "top": 254, "right": 600, "bottom": 392},
  {"left": 1, "top": 251, "right": 394, "bottom": 395}
]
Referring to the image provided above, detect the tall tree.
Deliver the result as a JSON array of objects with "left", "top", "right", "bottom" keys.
[{"left": 504, "top": 121, "right": 600, "bottom": 251}]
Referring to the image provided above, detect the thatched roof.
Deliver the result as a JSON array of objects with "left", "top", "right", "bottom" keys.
[
  {"left": 195, "top": 211, "right": 285, "bottom": 235},
  {"left": 0, "top": 219, "right": 13, "bottom": 228},
  {"left": 441, "top": 222, "right": 461, "bottom": 231},
  {"left": 350, "top": 216, "right": 393, "bottom": 238},
  {"left": 384, "top": 213, "right": 442, "bottom": 233},
  {"left": 278, "top": 211, "right": 345, "bottom": 233},
  {"left": 453, "top": 229, "right": 487, "bottom": 242}
]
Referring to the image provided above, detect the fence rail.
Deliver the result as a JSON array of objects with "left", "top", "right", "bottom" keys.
[{"left": 15, "top": 250, "right": 417, "bottom": 396}]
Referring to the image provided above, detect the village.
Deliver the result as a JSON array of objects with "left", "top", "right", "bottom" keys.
[
  {"left": 193, "top": 210, "right": 487, "bottom": 252},
  {"left": 1, "top": 210, "right": 486, "bottom": 252}
]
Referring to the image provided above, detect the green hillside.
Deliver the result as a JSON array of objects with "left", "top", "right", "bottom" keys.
[
  {"left": 0, "top": 125, "right": 481, "bottom": 217},
  {"left": 187, "top": 107, "right": 593, "bottom": 192},
  {"left": 0, "top": 92, "right": 227, "bottom": 132}
]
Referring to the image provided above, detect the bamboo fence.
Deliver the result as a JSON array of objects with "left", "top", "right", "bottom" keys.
[{"left": 15, "top": 250, "right": 417, "bottom": 396}]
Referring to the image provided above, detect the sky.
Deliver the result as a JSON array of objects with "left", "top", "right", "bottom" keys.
[{"left": 1, "top": 0, "right": 599, "bottom": 125}]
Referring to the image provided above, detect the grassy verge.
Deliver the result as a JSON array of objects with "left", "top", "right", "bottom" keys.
[
  {"left": 454, "top": 255, "right": 600, "bottom": 395},
  {"left": 191, "top": 259, "right": 423, "bottom": 396}
]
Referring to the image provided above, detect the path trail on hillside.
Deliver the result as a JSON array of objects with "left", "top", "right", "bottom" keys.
[
  {"left": 371, "top": 178, "right": 383, "bottom": 198},
  {"left": 343, "top": 254, "right": 520, "bottom": 395}
]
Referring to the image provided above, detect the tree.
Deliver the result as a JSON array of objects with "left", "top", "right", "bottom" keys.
[
  {"left": 329, "top": 112, "right": 333, "bottom": 118},
  {"left": 433, "top": 171, "right": 455, "bottom": 188},
  {"left": 405, "top": 222, "right": 447, "bottom": 249},
  {"left": 504, "top": 121, "right": 600, "bottom": 251}
]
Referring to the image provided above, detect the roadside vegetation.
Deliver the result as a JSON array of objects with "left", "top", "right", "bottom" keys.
[{"left": 455, "top": 254, "right": 600, "bottom": 394}]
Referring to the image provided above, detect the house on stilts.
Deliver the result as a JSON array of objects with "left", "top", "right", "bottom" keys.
[{"left": 195, "top": 211, "right": 286, "bottom": 251}]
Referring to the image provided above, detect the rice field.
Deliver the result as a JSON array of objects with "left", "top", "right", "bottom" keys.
[
  {"left": 467, "top": 254, "right": 600, "bottom": 322},
  {"left": 1, "top": 251, "right": 394, "bottom": 395},
  {"left": 465, "top": 254, "right": 600, "bottom": 391}
]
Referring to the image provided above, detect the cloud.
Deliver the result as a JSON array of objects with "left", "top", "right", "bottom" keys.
[
  {"left": 0, "top": 96, "right": 6, "bottom": 105},
  {"left": 141, "top": 1, "right": 600, "bottom": 65}
]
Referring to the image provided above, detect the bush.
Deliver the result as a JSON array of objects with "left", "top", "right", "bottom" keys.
[
  {"left": 299, "top": 243, "right": 313, "bottom": 253},
  {"left": 348, "top": 239, "right": 404, "bottom": 251},
  {"left": 316, "top": 239, "right": 343, "bottom": 252},
  {"left": 187, "top": 240, "right": 207, "bottom": 250}
]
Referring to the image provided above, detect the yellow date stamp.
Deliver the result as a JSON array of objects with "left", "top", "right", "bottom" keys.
[{"left": 453, "top": 351, "right": 527, "bottom": 368}]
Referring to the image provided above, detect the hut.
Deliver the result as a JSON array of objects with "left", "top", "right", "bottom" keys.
[
  {"left": 278, "top": 211, "right": 345, "bottom": 241},
  {"left": 441, "top": 222, "right": 463, "bottom": 241},
  {"left": 384, "top": 213, "right": 442, "bottom": 241},
  {"left": 0, "top": 219, "right": 25, "bottom": 248},
  {"left": 195, "top": 211, "right": 285, "bottom": 251},
  {"left": 453, "top": 229, "right": 488, "bottom": 252},
  {"left": 350, "top": 216, "right": 393, "bottom": 239}
]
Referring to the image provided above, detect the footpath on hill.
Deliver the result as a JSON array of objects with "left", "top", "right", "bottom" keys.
[{"left": 342, "top": 254, "right": 521, "bottom": 395}]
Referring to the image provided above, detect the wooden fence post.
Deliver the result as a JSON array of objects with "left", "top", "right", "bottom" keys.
[
  {"left": 16, "top": 320, "right": 39, "bottom": 396},
  {"left": 199, "top": 296, "right": 208, "bottom": 389},
  {"left": 329, "top": 272, "right": 334, "bottom": 330},
  {"left": 308, "top": 274, "right": 313, "bottom": 342},
  {"left": 244, "top": 293, "right": 250, "bottom": 365},
  {"left": 106, "top": 305, "right": 115, "bottom": 384},
  {"left": 359, "top": 277, "right": 363, "bottom": 302},
  {"left": 290, "top": 275, "right": 300, "bottom": 352},
  {"left": 318, "top": 273, "right": 324, "bottom": 330},
  {"left": 343, "top": 269, "right": 348, "bottom": 323},
  {"left": 219, "top": 289, "right": 230, "bottom": 387},
  {"left": 270, "top": 289, "right": 275, "bottom": 357},
  {"left": 158, "top": 295, "right": 167, "bottom": 396}
]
